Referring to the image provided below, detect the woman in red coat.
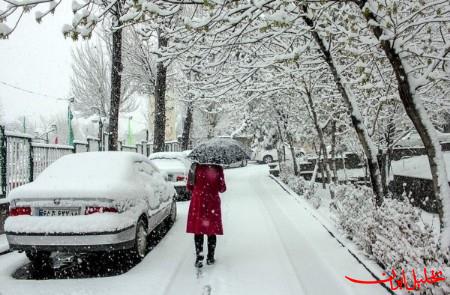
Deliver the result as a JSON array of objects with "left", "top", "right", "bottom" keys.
[{"left": 186, "top": 163, "right": 226, "bottom": 267}]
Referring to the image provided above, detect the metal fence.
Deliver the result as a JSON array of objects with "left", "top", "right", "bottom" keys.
[
  {"left": 5, "top": 131, "right": 32, "bottom": 194},
  {"left": 165, "top": 141, "right": 181, "bottom": 152},
  {"left": 32, "top": 143, "right": 74, "bottom": 180},
  {"left": 0, "top": 125, "right": 183, "bottom": 198}
]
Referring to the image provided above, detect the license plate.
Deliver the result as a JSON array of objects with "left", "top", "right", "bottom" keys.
[{"left": 39, "top": 208, "right": 80, "bottom": 216}]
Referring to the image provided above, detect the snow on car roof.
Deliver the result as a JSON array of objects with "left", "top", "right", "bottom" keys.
[
  {"left": 150, "top": 158, "right": 187, "bottom": 172},
  {"left": 7, "top": 152, "right": 151, "bottom": 201},
  {"left": 148, "top": 152, "right": 187, "bottom": 160},
  {"left": 38, "top": 151, "right": 145, "bottom": 179}
]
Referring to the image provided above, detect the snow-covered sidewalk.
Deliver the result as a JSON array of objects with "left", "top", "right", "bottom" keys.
[
  {"left": 0, "top": 165, "right": 387, "bottom": 295},
  {"left": 0, "top": 234, "right": 8, "bottom": 254}
]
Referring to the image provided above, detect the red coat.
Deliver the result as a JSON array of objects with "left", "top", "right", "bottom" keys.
[{"left": 186, "top": 164, "right": 226, "bottom": 235}]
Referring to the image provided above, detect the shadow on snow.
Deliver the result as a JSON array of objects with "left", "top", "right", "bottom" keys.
[{"left": 12, "top": 222, "right": 171, "bottom": 280}]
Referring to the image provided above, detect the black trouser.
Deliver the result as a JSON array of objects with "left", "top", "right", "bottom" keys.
[{"left": 194, "top": 234, "right": 216, "bottom": 259}]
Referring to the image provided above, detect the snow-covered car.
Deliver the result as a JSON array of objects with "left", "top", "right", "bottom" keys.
[
  {"left": 149, "top": 152, "right": 191, "bottom": 201},
  {"left": 5, "top": 152, "right": 177, "bottom": 264},
  {"left": 253, "top": 147, "right": 277, "bottom": 164},
  {"left": 254, "top": 146, "right": 305, "bottom": 164},
  {"left": 224, "top": 159, "right": 248, "bottom": 168}
]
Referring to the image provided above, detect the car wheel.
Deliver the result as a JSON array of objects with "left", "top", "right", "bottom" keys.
[
  {"left": 127, "top": 219, "right": 148, "bottom": 262},
  {"left": 26, "top": 250, "right": 51, "bottom": 267},
  {"left": 263, "top": 155, "right": 273, "bottom": 164}
]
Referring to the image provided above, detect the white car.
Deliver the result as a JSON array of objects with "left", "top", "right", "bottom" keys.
[
  {"left": 253, "top": 147, "right": 279, "bottom": 163},
  {"left": 5, "top": 152, "right": 176, "bottom": 265},
  {"left": 149, "top": 152, "right": 191, "bottom": 201},
  {"left": 224, "top": 159, "right": 248, "bottom": 168},
  {"left": 254, "top": 146, "right": 305, "bottom": 164}
]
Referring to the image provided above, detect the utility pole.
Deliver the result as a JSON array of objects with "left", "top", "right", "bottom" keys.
[
  {"left": 127, "top": 116, "right": 133, "bottom": 145},
  {"left": 67, "top": 97, "right": 75, "bottom": 146},
  {"left": 99, "top": 118, "right": 103, "bottom": 151}
]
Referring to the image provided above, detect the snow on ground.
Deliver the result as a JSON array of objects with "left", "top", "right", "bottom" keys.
[
  {"left": 392, "top": 152, "right": 450, "bottom": 180},
  {"left": 0, "top": 234, "right": 8, "bottom": 254},
  {"left": 336, "top": 168, "right": 365, "bottom": 181},
  {"left": 0, "top": 165, "right": 386, "bottom": 295}
]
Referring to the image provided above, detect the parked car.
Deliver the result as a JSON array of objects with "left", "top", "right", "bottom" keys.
[
  {"left": 225, "top": 159, "right": 248, "bottom": 168},
  {"left": 149, "top": 152, "right": 191, "bottom": 201},
  {"left": 5, "top": 152, "right": 177, "bottom": 265},
  {"left": 253, "top": 146, "right": 305, "bottom": 164},
  {"left": 253, "top": 147, "right": 278, "bottom": 164}
]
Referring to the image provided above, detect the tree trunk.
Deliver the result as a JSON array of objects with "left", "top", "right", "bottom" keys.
[
  {"left": 319, "top": 145, "right": 326, "bottom": 189},
  {"left": 107, "top": 20, "right": 123, "bottom": 151},
  {"left": 342, "top": 152, "right": 348, "bottom": 184},
  {"left": 181, "top": 101, "right": 193, "bottom": 150},
  {"left": 275, "top": 112, "right": 288, "bottom": 163},
  {"left": 378, "top": 149, "right": 389, "bottom": 195},
  {"left": 331, "top": 119, "right": 338, "bottom": 182},
  {"left": 305, "top": 88, "right": 334, "bottom": 196},
  {"left": 311, "top": 150, "right": 320, "bottom": 186},
  {"left": 153, "top": 30, "right": 168, "bottom": 153},
  {"left": 356, "top": 0, "right": 450, "bottom": 247},
  {"left": 299, "top": 3, "right": 383, "bottom": 206},
  {"left": 287, "top": 136, "right": 299, "bottom": 176},
  {"left": 275, "top": 121, "right": 285, "bottom": 165}
]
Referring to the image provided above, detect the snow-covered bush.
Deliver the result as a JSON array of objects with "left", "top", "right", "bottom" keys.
[
  {"left": 279, "top": 163, "right": 306, "bottom": 195},
  {"left": 305, "top": 183, "right": 320, "bottom": 209},
  {"left": 373, "top": 199, "right": 449, "bottom": 294},
  {"left": 331, "top": 185, "right": 377, "bottom": 254},
  {"left": 332, "top": 185, "right": 450, "bottom": 294},
  {"left": 279, "top": 162, "right": 319, "bottom": 208}
]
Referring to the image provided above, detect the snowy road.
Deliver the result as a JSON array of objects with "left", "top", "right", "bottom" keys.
[{"left": 0, "top": 165, "right": 387, "bottom": 295}]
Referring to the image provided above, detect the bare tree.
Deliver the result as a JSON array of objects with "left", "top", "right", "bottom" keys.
[{"left": 71, "top": 35, "right": 137, "bottom": 119}]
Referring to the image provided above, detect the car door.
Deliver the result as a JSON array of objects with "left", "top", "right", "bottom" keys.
[
  {"left": 142, "top": 161, "right": 172, "bottom": 226},
  {"left": 134, "top": 161, "right": 162, "bottom": 232}
]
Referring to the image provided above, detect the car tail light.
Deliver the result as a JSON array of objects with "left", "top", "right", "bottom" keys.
[
  {"left": 85, "top": 207, "right": 118, "bottom": 215},
  {"left": 9, "top": 207, "right": 32, "bottom": 216},
  {"left": 176, "top": 175, "right": 185, "bottom": 181}
]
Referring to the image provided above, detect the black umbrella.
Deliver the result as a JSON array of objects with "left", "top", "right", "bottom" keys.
[{"left": 188, "top": 137, "right": 250, "bottom": 165}]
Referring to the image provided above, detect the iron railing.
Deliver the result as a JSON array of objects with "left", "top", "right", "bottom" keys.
[{"left": 0, "top": 126, "right": 183, "bottom": 198}]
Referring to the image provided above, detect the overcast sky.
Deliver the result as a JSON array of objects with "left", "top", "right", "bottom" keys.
[
  {"left": 0, "top": 1, "right": 147, "bottom": 134},
  {"left": 0, "top": 1, "right": 74, "bottom": 125}
]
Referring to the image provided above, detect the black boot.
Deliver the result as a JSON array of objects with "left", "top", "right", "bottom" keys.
[
  {"left": 206, "top": 235, "right": 216, "bottom": 265},
  {"left": 195, "top": 255, "right": 204, "bottom": 268},
  {"left": 206, "top": 256, "right": 215, "bottom": 265},
  {"left": 194, "top": 235, "right": 204, "bottom": 268}
]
